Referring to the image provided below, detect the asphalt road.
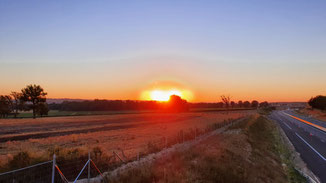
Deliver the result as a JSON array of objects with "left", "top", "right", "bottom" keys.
[{"left": 269, "top": 110, "right": 326, "bottom": 183}]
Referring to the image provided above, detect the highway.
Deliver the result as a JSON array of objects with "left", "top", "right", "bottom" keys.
[{"left": 269, "top": 110, "right": 326, "bottom": 183}]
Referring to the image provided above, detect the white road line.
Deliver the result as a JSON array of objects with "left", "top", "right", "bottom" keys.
[
  {"left": 295, "top": 132, "right": 326, "bottom": 161},
  {"left": 283, "top": 122, "right": 292, "bottom": 130}
]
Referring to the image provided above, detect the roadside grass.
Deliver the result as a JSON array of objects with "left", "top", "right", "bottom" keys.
[
  {"left": 106, "top": 115, "right": 306, "bottom": 183},
  {"left": 247, "top": 116, "right": 306, "bottom": 183}
]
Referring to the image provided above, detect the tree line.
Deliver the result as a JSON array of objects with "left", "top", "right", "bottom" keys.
[
  {"left": 49, "top": 95, "right": 268, "bottom": 112},
  {"left": 308, "top": 95, "right": 326, "bottom": 110},
  {"left": 0, "top": 84, "right": 48, "bottom": 118},
  {"left": 0, "top": 85, "right": 269, "bottom": 118}
]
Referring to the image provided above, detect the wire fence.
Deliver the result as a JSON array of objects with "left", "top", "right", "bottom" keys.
[{"left": 0, "top": 117, "right": 240, "bottom": 183}]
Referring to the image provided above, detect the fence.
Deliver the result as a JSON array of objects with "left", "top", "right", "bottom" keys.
[
  {"left": 0, "top": 152, "right": 105, "bottom": 183},
  {"left": 0, "top": 117, "right": 240, "bottom": 183}
]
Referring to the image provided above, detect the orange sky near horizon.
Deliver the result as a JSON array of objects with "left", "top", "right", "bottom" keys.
[{"left": 0, "top": 59, "right": 325, "bottom": 103}]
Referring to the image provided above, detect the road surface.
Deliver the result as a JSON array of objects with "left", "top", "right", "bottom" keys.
[{"left": 269, "top": 110, "right": 326, "bottom": 183}]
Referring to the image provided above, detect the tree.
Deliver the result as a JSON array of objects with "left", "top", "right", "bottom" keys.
[
  {"left": 251, "top": 100, "right": 259, "bottom": 108},
  {"left": 238, "top": 100, "right": 243, "bottom": 108},
  {"left": 259, "top": 101, "right": 269, "bottom": 108},
  {"left": 221, "top": 95, "right": 231, "bottom": 109},
  {"left": 243, "top": 101, "right": 250, "bottom": 108},
  {"left": 166, "top": 95, "right": 189, "bottom": 112},
  {"left": 10, "top": 92, "right": 24, "bottom": 118},
  {"left": 37, "top": 102, "right": 49, "bottom": 117},
  {"left": 0, "top": 95, "right": 12, "bottom": 118},
  {"left": 230, "top": 101, "right": 235, "bottom": 108},
  {"left": 308, "top": 95, "right": 326, "bottom": 110},
  {"left": 21, "top": 84, "right": 47, "bottom": 119}
]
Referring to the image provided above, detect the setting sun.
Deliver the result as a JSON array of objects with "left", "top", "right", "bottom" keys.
[{"left": 150, "top": 90, "right": 182, "bottom": 101}]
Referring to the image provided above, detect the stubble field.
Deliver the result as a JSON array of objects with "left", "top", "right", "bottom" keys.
[{"left": 0, "top": 110, "right": 254, "bottom": 166}]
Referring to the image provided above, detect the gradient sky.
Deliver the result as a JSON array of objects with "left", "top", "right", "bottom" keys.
[{"left": 1, "top": 0, "right": 325, "bottom": 102}]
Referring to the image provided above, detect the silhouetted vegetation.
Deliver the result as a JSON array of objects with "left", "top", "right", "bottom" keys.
[
  {"left": 259, "top": 101, "right": 269, "bottom": 108},
  {"left": 0, "top": 95, "right": 12, "bottom": 118},
  {"left": 1, "top": 85, "right": 265, "bottom": 118},
  {"left": 165, "top": 95, "right": 189, "bottom": 112},
  {"left": 243, "top": 101, "right": 251, "bottom": 108},
  {"left": 221, "top": 95, "right": 231, "bottom": 108},
  {"left": 251, "top": 100, "right": 259, "bottom": 108},
  {"left": 308, "top": 95, "right": 326, "bottom": 110},
  {"left": 21, "top": 84, "right": 48, "bottom": 119},
  {"left": 0, "top": 84, "right": 48, "bottom": 119}
]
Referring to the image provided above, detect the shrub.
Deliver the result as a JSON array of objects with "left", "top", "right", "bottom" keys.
[{"left": 308, "top": 95, "right": 326, "bottom": 110}]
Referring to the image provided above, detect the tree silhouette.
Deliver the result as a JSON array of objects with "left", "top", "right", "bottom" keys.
[
  {"left": 259, "top": 101, "right": 269, "bottom": 108},
  {"left": 0, "top": 95, "right": 12, "bottom": 118},
  {"left": 251, "top": 100, "right": 259, "bottom": 108},
  {"left": 230, "top": 101, "right": 235, "bottom": 108},
  {"left": 238, "top": 100, "right": 243, "bottom": 108},
  {"left": 243, "top": 101, "right": 250, "bottom": 108},
  {"left": 221, "top": 95, "right": 231, "bottom": 108},
  {"left": 37, "top": 102, "right": 49, "bottom": 117},
  {"left": 21, "top": 84, "right": 47, "bottom": 119},
  {"left": 308, "top": 95, "right": 326, "bottom": 110},
  {"left": 10, "top": 92, "right": 24, "bottom": 118},
  {"left": 166, "top": 95, "right": 189, "bottom": 112}
]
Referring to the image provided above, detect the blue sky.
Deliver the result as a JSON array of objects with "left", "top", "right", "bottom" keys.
[{"left": 1, "top": 0, "right": 325, "bottom": 102}]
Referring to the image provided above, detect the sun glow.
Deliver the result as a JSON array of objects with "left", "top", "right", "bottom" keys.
[
  {"left": 150, "top": 90, "right": 182, "bottom": 101},
  {"left": 141, "top": 89, "right": 193, "bottom": 102}
]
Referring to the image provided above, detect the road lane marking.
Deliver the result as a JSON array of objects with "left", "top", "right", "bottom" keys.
[
  {"left": 295, "top": 132, "right": 326, "bottom": 161},
  {"left": 283, "top": 112, "right": 326, "bottom": 133},
  {"left": 283, "top": 122, "right": 292, "bottom": 130}
]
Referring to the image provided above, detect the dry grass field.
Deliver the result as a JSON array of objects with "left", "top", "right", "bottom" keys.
[
  {"left": 106, "top": 115, "right": 306, "bottom": 183},
  {"left": 0, "top": 110, "right": 254, "bottom": 167}
]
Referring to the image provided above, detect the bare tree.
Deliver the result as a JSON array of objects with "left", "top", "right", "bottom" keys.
[{"left": 220, "top": 95, "right": 231, "bottom": 109}]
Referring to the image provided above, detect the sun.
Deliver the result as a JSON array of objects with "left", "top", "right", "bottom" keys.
[
  {"left": 140, "top": 81, "right": 194, "bottom": 101},
  {"left": 150, "top": 90, "right": 182, "bottom": 101}
]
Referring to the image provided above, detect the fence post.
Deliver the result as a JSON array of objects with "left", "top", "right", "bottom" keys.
[
  {"left": 137, "top": 151, "right": 139, "bottom": 161},
  {"left": 88, "top": 151, "right": 91, "bottom": 183},
  {"left": 52, "top": 154, "right": 56, "bottom": 183}
]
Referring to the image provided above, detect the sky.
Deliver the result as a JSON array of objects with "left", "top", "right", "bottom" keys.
[{"left": 0, "top": 0, "right": 325, "bottom": 102}]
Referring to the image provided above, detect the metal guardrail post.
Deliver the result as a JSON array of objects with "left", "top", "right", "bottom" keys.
[
  {"left": 52, "top": 154, "right": 56, "bottom": 183},
  {"left": 73, "top": 159, "right": 90, "bottom": 183}
]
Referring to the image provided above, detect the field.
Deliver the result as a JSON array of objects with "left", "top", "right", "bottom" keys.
[
  {"left": 106, "top": 115, "right": 306, "bottom": 183},
  {"left": 9, "top": 108, "right": 253, "bottom": 118},
  {"left": 0, "top": 110, "right": 254, "bottom": 167}
]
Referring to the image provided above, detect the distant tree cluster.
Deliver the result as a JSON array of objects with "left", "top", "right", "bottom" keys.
[
  {"left": 219, "top": 95, "right": 267, "bottom": 109},
  {"left": 165, "top": 95, "right": 189, "bottom": 112},
  {"left": 1, "top": 85, "right": 270, "bottom": 118},
  {"left": 0, "top": 84, "right": 48, "bottom": 118},
  {"left": 49, "top": 95, "right": 190, "bottom": 112},
  {"left": 308, "top": 95, "right": 326, "bottom": 110},
  {"left": 49, "top": 99, "right": 162, "bottom": 111}
]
